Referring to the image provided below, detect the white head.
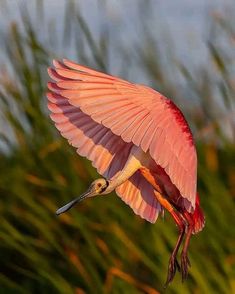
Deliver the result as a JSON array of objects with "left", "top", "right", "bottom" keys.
[
  {"left": 89, "top": 178, "right": 110, "bottom": 195},
  {"left": 56, "top": 178, "right": 111, "bottom": 215}
]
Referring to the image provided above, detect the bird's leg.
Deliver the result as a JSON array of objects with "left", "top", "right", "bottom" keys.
[
  {"left": 164, "top": 210, "right": 186, "bottom": 287},
  {"left": 166, "top": 211, "right": 185, "bottom": 284},
  {"left": 181, "top": 228, "right": 192, "bottom": 282},
  {"left": 180, "top": 213, "right": 193, "bottom": 282},
  {"left": 153, "top": 191, "right": 185, "bottom": 287}
]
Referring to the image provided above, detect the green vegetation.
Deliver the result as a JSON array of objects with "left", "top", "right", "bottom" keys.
[{"left": 0, "top": 2, "right": 234, "bottom": 293}]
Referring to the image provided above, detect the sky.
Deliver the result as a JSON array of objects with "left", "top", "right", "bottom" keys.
[{"left": 0, "top": 0, "right": 234, "bottom": 70}]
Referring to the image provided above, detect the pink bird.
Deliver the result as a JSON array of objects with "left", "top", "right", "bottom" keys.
[{"left": 47, "top": 59, "right": 205, "bottom": 285}]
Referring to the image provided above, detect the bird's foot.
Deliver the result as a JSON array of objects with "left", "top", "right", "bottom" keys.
[
  {"left": 181, "top": 251, "right": 191, "bottom": 282},
  {"left": 164, "top": 255, "right": 181, "bottom": 287}
]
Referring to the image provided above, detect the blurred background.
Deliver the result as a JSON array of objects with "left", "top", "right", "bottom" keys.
[{"left": 0, "top": 0, "right": 235, "bottom": 293}]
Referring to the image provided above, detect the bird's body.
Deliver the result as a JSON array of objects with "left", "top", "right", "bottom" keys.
[{"left": 47, "top": 59, "right": 205, "bottom": 285}]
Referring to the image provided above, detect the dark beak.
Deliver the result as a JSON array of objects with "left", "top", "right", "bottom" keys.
[{"left": 56, "top": 187, "right": 95, "bottom": 215}]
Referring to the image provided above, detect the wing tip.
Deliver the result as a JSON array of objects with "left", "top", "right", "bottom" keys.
[
  {"left": 47, "top": 67, "right": 54, "bottom": 78},
  {"left": 52, "top": 59, "right": 58, "bottom": 67}
]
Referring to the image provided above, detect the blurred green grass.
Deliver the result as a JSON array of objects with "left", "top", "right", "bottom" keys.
[{"left": 0, "top": 2, "right": 235, "bottom": 293}]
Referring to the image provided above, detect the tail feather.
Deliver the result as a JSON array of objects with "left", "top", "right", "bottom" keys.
[{"left": 191, "top": 194, "right": 205, "bottom": 234}]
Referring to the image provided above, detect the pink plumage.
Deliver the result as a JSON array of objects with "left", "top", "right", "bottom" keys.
[
  {"left": 47, "top": 77, "right": 161, "bottom": 223},
  {"left": 48, "top": 59, "right": 197, "bottom": 209},
  {"left": 47, "top": 59, "right": 204, "bottom": 285}
]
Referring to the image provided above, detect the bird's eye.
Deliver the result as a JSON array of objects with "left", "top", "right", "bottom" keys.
[{"left": 97, "top": 183, "right": 102, "bottom": 188}]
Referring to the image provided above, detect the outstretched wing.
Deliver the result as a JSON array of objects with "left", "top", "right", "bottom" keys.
[
  {"left": 47, "top": 84, "right": 161, "bottom": 223},
  {"left": 48, "top": 59, "right": 197, "bottom": 210}
]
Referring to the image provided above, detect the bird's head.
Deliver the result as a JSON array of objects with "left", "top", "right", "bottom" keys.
[
  {"left": 89, "top": 178, "right": 110, "bottom": 195},
  {"left": 56, "top": 178, "right": 110, "bottom": 215}
]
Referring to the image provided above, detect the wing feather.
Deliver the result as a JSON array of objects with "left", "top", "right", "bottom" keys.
[
  {"left": 47, "top": 92, "right": 161, "bottom": 220},
  {"left": 116, "top": 172, "right": 161, "bottom": 223},
  {"left": 48, "top": 59, "right": 197, "bottom": 210}
]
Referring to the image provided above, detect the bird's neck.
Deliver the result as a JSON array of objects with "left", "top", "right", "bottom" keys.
[{"left": 105, "top": 146, "right": 148, "bottom": 193}]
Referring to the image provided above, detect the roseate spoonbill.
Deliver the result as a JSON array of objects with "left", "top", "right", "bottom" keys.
[{"left": 47, "top": 59, "right": 205, "bottom": 285}]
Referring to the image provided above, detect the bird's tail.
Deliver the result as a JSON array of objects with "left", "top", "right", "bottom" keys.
[{"left": 191, "top": 193, "right": 205, "bottom": 234}]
